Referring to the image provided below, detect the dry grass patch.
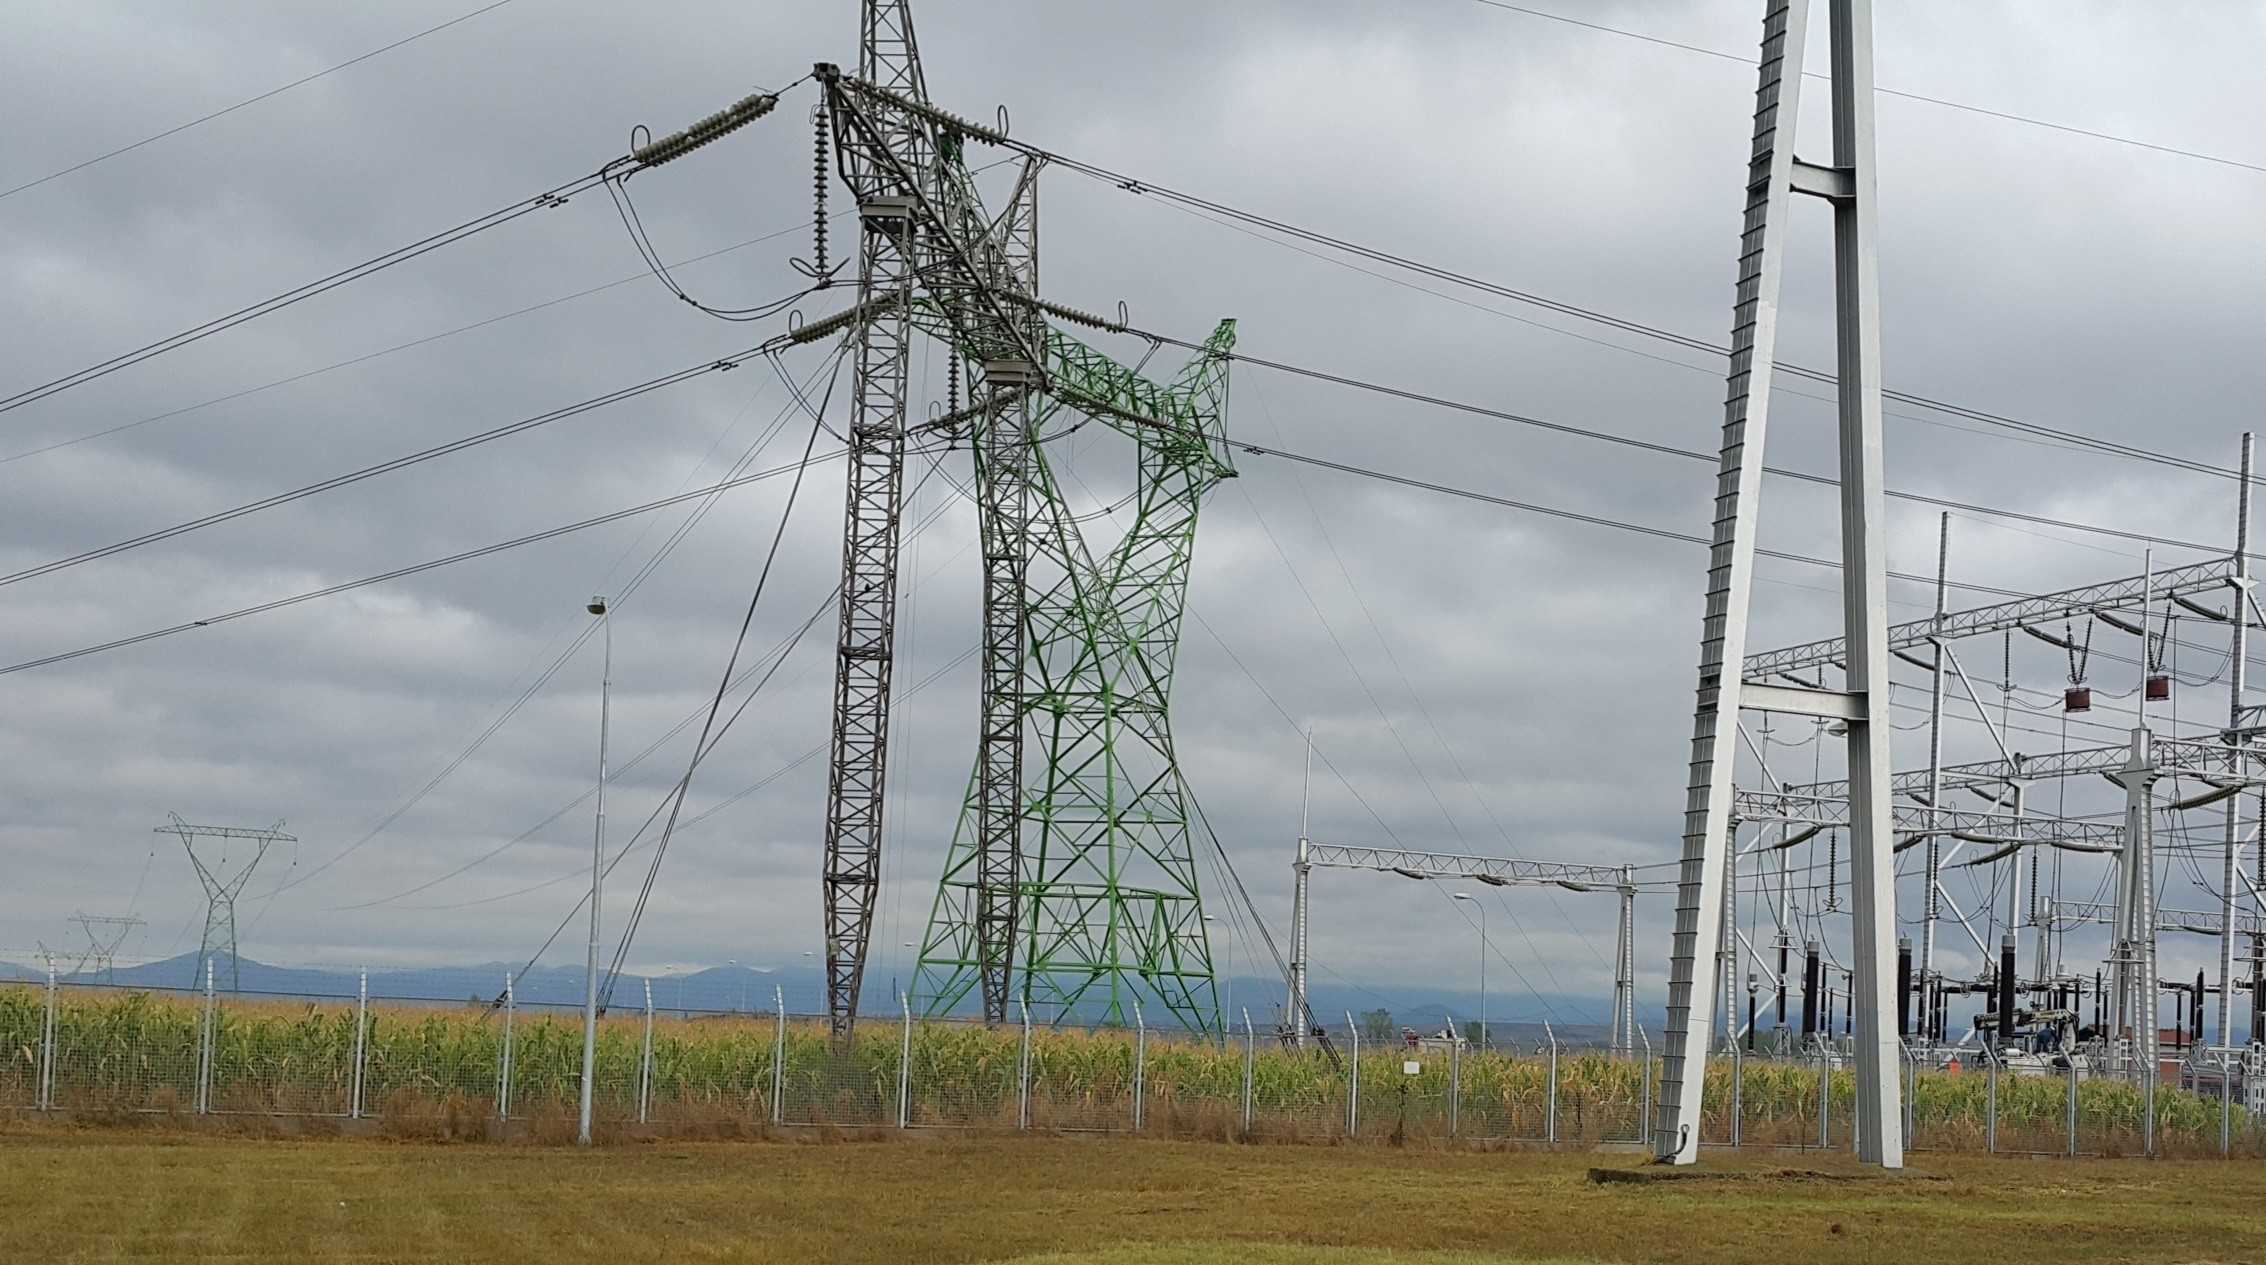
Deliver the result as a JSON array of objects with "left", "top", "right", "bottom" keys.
[{"left": 1, "top": 1122, "right": 2262, "bottom": 1263}]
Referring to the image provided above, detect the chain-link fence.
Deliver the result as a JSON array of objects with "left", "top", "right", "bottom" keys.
[{"left": 9, "top": 979, "right": 2266, "bottom": 1154}]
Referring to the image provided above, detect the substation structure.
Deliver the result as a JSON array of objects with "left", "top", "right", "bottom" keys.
[
  {"left": 1728, "top": 437, "right": 2264, "bottom": 1110},
  {"left": 809, "top": 0, "right": 1239, "bottom": 1037},
  {"left": 1285, "top": 840, "right": 1640, "bottom": 1055}
]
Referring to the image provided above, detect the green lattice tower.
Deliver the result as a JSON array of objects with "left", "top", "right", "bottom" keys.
[{"left": 913, "top": 319, "right": 1237, "bottom": 1033}]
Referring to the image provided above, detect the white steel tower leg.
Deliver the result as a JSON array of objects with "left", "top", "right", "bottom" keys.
[
  {"left": 1824, "top": 0, "right": 1903, "bottom": 1166},
  {"left": 1655, "top": 0, "right": 1812, "bottom": 1164},
  {"left": 1656, "top": 0, "right": 1902, "bottom": 1167}
]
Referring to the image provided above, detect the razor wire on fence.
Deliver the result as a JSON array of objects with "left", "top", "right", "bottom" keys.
[{"left": 3, "top": 978, "right": 2263, "bottom": 1154}]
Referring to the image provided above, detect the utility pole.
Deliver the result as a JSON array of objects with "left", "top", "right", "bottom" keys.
[{"left": 1657, "top": 0, "right": 1903, "bottom": 1167}]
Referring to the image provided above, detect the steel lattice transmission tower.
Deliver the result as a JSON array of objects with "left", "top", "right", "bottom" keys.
[
  {"left": 1654, "top": 0, "right": 1902, "bottom": 1167},
  {"left": 157, "top": 814, "right": 295, "bottom": 992},
  {"left": 815, "top": 0, "right": 1234, "bottom": 1035}
]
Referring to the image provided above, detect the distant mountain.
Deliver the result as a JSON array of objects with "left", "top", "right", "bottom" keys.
[{"left": 2, "top": 953, "right": 1663, "bottom": 1040}]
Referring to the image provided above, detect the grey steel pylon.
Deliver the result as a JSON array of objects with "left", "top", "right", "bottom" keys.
[
  {"left": 819, "top": 0, "right": 926, "bottom": 1038},
  {"left": 156, "top": 814, "right": 296, "bottom": 993},
  {"left": 1655, "top": 0, "right": 1904, "bottom": 1167}
]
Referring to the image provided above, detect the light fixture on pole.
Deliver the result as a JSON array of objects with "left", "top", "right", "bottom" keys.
[
  {"left": 1452, "top": 892, "right": 1487, "bottom": 1051},
  {"left": 578, "top": 594, "right": 611, "bottom": 1147}
]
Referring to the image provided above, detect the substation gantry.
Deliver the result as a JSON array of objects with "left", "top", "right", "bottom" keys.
[
  {"left": 812, "top": 0, "right": 1238, "bottom": 1036},
  {"left": 1734, "top": 425, "right": 2263, "bottom": 1085},
  {"left": 1286, "top": 840, "right": 1640, "bottom": 1055}
]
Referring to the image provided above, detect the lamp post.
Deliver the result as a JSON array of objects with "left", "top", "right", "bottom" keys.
[
  {"left": 578, "top": 595, "right": 611, "bottom": 1147},
  {"left": 1453, "top": 892, "right": 1487, "bottom": 1051}
]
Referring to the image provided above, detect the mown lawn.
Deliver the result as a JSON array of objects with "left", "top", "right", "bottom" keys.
[{"left": 2, "top": 1122, "right": 2260, "bottom": 1263}]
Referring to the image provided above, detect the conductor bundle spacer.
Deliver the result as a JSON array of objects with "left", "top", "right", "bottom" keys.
[{"left": 632, "top": 90, "right": 781, "bottom": 169}]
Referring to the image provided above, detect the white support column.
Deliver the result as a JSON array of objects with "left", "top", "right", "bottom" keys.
[
  {"left": 2220, "top": 434, "right": 2254, "bottom": 1047},
  {"left": 2110, "top": 728, "right": 2162, "bottom": 1081},
  {"left": 1824, "top": 0, "right": 1904, "bottom": 1169},
  {"left": 1614, "top": 871, "right": 1637, "bottom": 1057},
  {"left": 1289, "top": 834, "right": 1311, "bottom": 1051}
]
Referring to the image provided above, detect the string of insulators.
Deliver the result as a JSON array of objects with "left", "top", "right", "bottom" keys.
[
  {"left": 633, "top": 91, "right": 780, "bottom": 169},
  {"left": 811, "top": 106, "right": 831, "bottom": 279}
]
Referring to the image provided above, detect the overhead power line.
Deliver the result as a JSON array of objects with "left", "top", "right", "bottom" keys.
[
  {"left": 1135, "top": 333, "right": 2233, "bottom": 558},
  {"left": 878, "top": 89, "right": 2252, "bottom": 486},
  {"left": 0, "top": 0, "right": 523, "bottom": 202},
  {"left": 0, "top": 345, "right": 793, "bottom": 589},
  {"left": 1470, "top": 0, "right": 2266, "bottom": 180},
  {"left": 1233, "top": 442, "right": 2030, "bottom": 601},
  {"left": 0, "top": 84, "right": 787, "bottom": 420},
  {"left": 0, "top": 449, "right": 845, "bottom": 678}
]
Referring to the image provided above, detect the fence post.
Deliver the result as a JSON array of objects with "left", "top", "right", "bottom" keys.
[
  {"left": 896, "top": 991, "right": 913, "bottom": 1130},
  {"left": 1240, "top": 1008, "right": 1255, "bottom": 1136},
  {"left": 350, "top": 969, "right": 369, "bottom": 1121},
  {"left": 2222, "top": 1050, "right": 2233, "bottom": 1157},
  {"left": 1447, "top": 1015, "right": 1460, "bottom": 1138},
  {"left": 1346, "top": 1010, "right": 1361, "bottom": 1138},
  {"left": 1985, "top": 1049, "right": 1999, "bottom": 1154},
  {"left": 1132, "top": 1001, "right": 1147, "bottom": 1133},
  {"left": 638, "top": 979, "right": 654, "bottom": 1126},
  {"left": 770, "top": 986, "right": 786, "bottom": 1126},
  {"left": 1638, "top": 1026, "right": 1652, "bottom": 1146},
  {"left": 1903, "top": 1041, "right": 1916, "bottom": 1147},
  {"left": 1816, "top": 1044, "right": 1829, "bottom": 1150},
  {"left": 2066, "top": 1053, "right": 2079, "bottom": 1156},
  {"left": 1729, "top": 1026, "right": 1742, "bottom": 1149},
  {"left": 1018, "top": 1002, "right": 1033, "bottom": 1131},
  {"left": 197, "top": 957, "right": 215, "bottom": 1115},
  {"left": 39, "top": 966, "right": 57, "bottom": 1113},
  {"left": 498, "top": 974, "right": 516, "bottom": 1121},
  {"left": 1545, "top": 1023, "right": 1560, "bottom": 1146}
]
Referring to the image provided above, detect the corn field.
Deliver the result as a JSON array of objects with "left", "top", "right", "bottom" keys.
[{"left": 0, "top": 983, "right": 2256, "bottom": 1153}]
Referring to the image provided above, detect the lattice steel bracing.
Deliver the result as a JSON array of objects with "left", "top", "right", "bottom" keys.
[
  {"left": 819, "top": 0, "right": 927, "bottom": 1038},
  {"left": 155, "top": 814, "right": 295, "bottom": 993},
  {"left": 1656, "top": 0, "right": 1903, "bottom": 1167},
  {"left": 816, "top": 13, "right": 1234, "bottom": 1033},
  {"left": 917, "top": 322, "right": 1237, "bottom": 1032}
]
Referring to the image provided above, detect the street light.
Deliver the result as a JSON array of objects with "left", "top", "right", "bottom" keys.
[
  {"left": 1452, "top": 892, "right": 1487, "bottom": 1052},
  {"left": 578, "top": 595, "right": 612, "bottom": 1147}
]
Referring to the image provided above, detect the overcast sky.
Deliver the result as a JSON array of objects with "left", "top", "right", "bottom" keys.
[{"left": 4, "top": 0, "right": 2263, "bottom": 1030}]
